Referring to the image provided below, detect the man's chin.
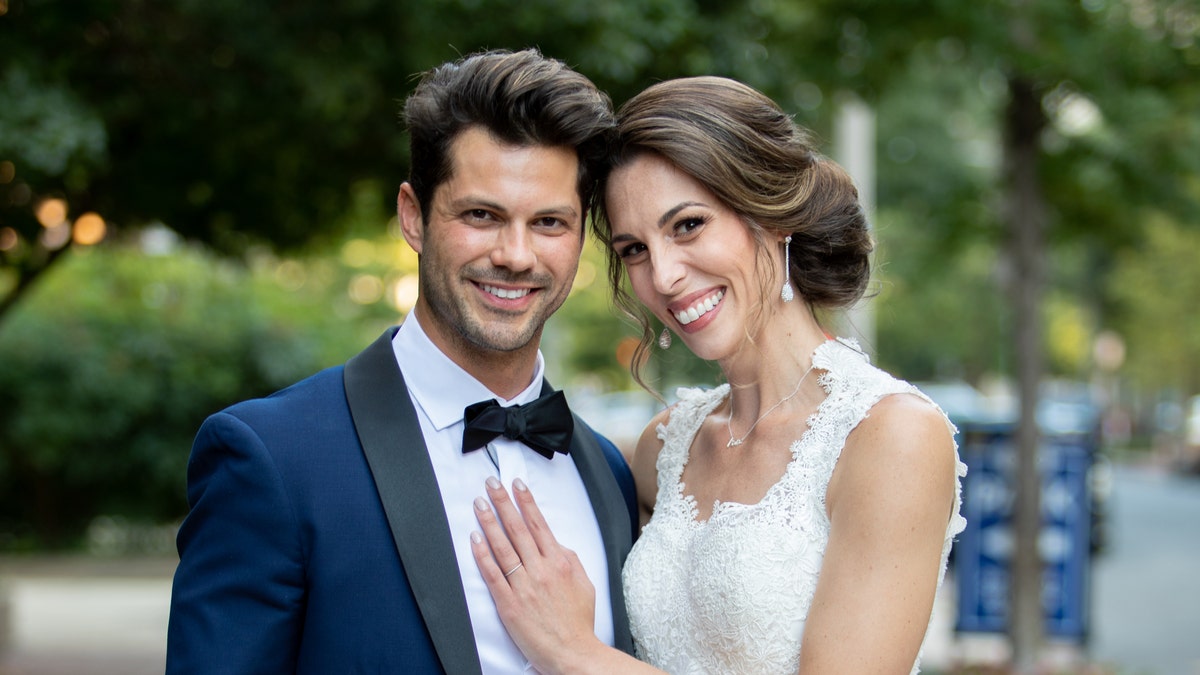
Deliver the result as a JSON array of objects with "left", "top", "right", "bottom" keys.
[{"left": 458, "top": 323, "right": 543, "bottom": 355}]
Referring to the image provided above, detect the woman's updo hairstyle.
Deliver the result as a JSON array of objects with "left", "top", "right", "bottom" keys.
[{"left": 595, "top": 77, "right": 873, "bottom": 386}]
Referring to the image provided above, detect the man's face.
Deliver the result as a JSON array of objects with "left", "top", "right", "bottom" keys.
[{"left": 398, "top": 126, "right": 584, "bottom": 365}]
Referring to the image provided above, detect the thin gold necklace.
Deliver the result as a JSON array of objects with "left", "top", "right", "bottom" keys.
[{"left": 726, "top": 364, "right": 815, "bottom": 448}]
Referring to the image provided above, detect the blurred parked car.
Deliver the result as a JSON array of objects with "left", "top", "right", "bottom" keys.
[
  {"left": 1037, "top": 380, "right": 1102, "bottom": 440},
  {"left": 1183, "top": 395, "right": 1200, "bottom": 474},
  {"left": 912, "top": 381, "right": 1009, "bottom": 427}
]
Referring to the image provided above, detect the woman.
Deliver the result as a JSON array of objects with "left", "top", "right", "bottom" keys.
[{"left": 470, "top": 76, "right": 967, "bottom": 674}]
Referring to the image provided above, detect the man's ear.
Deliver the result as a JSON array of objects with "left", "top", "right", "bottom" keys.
[{"left": 397, "top": 183, "right": 423, "bottom": 254}]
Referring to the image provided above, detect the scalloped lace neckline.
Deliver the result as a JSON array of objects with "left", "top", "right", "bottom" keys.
[{"left": 672, "top": 338, "right": 851, "bottom": 526}]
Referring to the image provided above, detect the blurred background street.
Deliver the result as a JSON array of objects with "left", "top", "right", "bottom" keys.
[
  {"left": 1088, "top": 461, "right": 1200, "bottom": 674},
  {"left": 3, "top": 1, "right": 1198, "bottom": 673},
  {"left": 0, "top": 557, "right": 172, "bottom": 675},
  {"left": 1, "top": 459, "right": 1197, "bottom": 675}
]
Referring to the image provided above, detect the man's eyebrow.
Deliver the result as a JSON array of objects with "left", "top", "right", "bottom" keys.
[
  {"left": 445, "top": 196, "right": 579, "bottom": 219},
  {"left": 532, "top": 205, "right": 580, "bottom": 219},
  {"left": 445, "top": 196, "right": 505, "bottom": 213}
]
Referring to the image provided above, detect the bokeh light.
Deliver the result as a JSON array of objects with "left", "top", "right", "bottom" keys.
[
  {"left": 39, "top": 222, "right": 72, "bottom": 250},
  {"left": 614, "top": 336, "right": 647, "bottom": 370},
  {"left": 35, "top": 198, "right": 68, "bottom": 228},
  {"left": 387, "top": 239, "right": 419, "bottom": 270},
  {"left": 341, "top": 239, "right": 375, "bottom": 268},
  {"left": 0, "top": 227, "right": 18, "bottom": 251},
  {"left": 390, "top": 274, "right": 419, "bottom": 313},
  {"left": 73, "top": 212, "right": 107, "bottom": 245},
  {"left": 347, "top": 273, "right": 384, "bottom": 305},
  {"left": 1093, "top": 330, "right": 1127, "bottom": 372},
  {"left": 274, "top": 260, "right": 307, "bottom": 291}
]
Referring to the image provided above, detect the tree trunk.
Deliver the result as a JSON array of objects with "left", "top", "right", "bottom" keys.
[
  {"left": 0, "top": 243, "right": 70, "bottom": 328},
  {"left": 1004, "top": 74, "right": 1047, "bottom": 672}
]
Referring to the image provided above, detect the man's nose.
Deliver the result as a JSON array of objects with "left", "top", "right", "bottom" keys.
[{"left": 490, "top": 224, "right": 537, "bottom": 272}]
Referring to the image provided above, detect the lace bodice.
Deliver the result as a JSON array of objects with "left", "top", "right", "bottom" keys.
[{"left": 622, "top": 338, "right": 967, "bottom": 674}]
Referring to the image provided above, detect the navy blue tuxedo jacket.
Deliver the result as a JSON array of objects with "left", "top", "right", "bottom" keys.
[{"left": 166, "top": 328, "right": 637, "bottom": 673}]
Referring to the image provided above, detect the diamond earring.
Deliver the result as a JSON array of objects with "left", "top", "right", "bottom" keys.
[
  {"left": 781, "top": 235, "right": 794, "bottom": 303},
  {"left": 658, "top": 328, "right": 672, "bottom": 350}
]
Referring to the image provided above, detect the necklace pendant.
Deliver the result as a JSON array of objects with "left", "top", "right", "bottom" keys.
[{"left": 727, "top": 437, "right": 744, "bottom": 448}]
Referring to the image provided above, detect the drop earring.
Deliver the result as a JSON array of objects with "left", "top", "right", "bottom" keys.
[
  {"left": 658, "top": 328, "right": 672, "bottom": 350},
  {"left": 781, "top": 235, "right": 795, "bottom": 303}
]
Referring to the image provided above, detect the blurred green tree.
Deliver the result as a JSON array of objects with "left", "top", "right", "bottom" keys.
[
  {"left": 0, "top": 178, "right": 414, "bottom": 548},
  {"left": 1, "top": 0, "right": 1197, "bottom": 583},
  {"left": 1109, "top": 215, "right": 1200, "bottom": 396},
  {"left": 0, "top": 241, "right": 354, "bottom": 547},
  {"left": 0, "top": 0, "right": 720, "bottom": 320}
]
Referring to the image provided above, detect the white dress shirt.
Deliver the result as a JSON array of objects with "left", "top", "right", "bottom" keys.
[{"left": 391, "top": 312, "right": 615, "bottom": 674}]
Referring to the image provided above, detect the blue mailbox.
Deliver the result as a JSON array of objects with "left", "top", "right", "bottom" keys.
[{"left": 954, "top": 421, "right": 1093, "bottom": 641}]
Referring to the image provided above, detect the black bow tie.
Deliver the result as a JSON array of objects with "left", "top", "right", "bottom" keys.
[{"left": 462, "top": 390, "right": 574, "bottom": 460}]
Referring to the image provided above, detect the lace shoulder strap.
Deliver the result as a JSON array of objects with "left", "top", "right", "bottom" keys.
[
  {"left": 800, "top": 340, "right": 930, "bottom": 511},
  {"left": 653, "top": 385, "right": 729, "bottom": 494},
  {"left": 802, "top": 338, "right": 967, "bottom": 540}
]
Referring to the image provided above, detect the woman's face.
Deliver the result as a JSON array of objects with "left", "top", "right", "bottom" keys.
[{"left": 605, "top": 153, "right": 774, "bottom": 362}]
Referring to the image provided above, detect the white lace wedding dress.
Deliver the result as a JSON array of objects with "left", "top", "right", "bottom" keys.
[{"left": 622, "top": 338, "right": 967, "bottom": 674}]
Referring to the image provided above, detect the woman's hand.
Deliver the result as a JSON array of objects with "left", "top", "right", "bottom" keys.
[{"left": 471, "top": 476, "right": 601, "bottom": 675}]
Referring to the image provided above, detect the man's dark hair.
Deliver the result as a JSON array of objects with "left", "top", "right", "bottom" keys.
[{"left": 403, "top": 49, "right": 615, "bottom": 222}]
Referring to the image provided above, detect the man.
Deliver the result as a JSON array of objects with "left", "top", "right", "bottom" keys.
[{"left": 166, "top": 49, "right": 634, "bottom": 674}]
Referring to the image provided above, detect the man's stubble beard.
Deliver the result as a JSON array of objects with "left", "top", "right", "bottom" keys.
[{"left": 418, "top": 263, "right": 571, "bottom": 357}]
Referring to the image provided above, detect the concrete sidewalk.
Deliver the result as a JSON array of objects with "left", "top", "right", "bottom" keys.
[{"left": 0, "top": 556, "right": 174, "bottom": 675}]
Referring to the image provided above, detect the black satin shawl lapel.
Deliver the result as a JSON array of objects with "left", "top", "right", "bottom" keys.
[
  {"left": 344, "top": 328, "right": 482, "bottom": 675},
  {"left": 541, "top": 381, "right": 636, "bottom": 654}
]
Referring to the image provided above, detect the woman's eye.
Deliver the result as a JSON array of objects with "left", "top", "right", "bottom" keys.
[
  {"left": 674, "top": 216, "right": 706, "bottom": 236},
  {"left": 617, "top": 242, "right": 647, "bottom": 259}
]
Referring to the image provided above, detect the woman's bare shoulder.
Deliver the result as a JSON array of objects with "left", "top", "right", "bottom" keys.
[
  {"left": 630, "top": 404, "right": 675, "bottom": 522},
  {"left": 832, "top": 392, "right": 957, "bottom": 514}
]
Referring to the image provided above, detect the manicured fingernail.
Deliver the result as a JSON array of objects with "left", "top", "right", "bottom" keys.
[
  {"left": 513, "top": 477, "right": 528, "bottom": 492},
  {"left": 486, "top": 476, "right": 501, "bottom": 490},
  {"left": 470, "top": 531, "right": 483, "bottom": 544},
  {"left": 474, "top": 496, "right": 490, "bottom": 512}
]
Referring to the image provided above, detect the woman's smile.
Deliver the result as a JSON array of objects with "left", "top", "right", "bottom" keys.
[{"left": 672, "top": 289, "right": 725, "bottom": 326}]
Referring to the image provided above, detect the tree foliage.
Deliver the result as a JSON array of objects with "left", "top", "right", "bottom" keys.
[
  {"left": 785, "top": 0, "right": 1200, "bottom": 388},
  {"left": 1109, "top": 214, "right": 1200, "bottom": 394},
  {"left": 2, "top": 0, "right": 1198, "bottom": 563},
  {"left": 0, "top": 229, "right": 409, "bottom": 548}
]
